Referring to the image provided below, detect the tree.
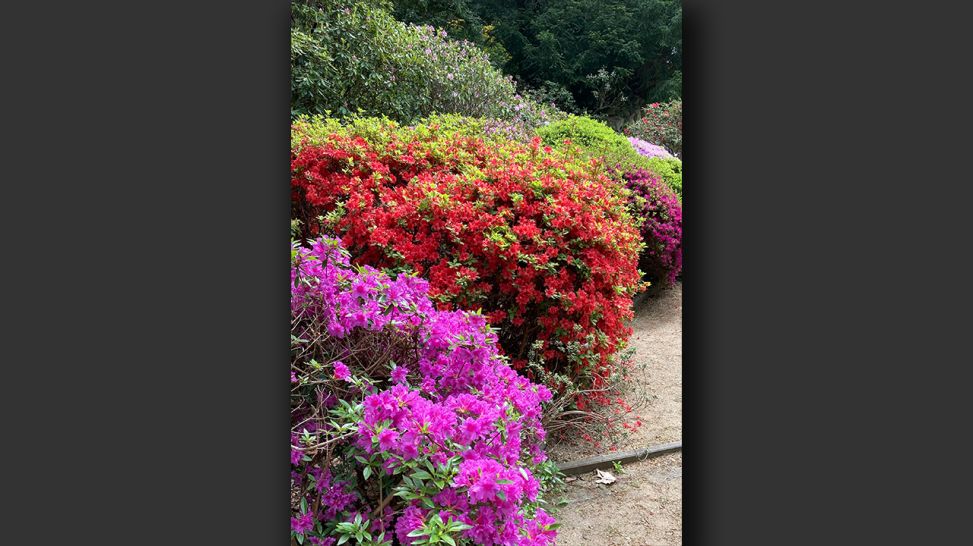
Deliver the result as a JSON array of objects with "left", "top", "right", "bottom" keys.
[{"left": 391, "top": 0, "right": 682, "bottom": 122}]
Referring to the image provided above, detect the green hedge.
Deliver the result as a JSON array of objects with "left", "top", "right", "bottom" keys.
[{"left": 538, "top": 115, "right": 682, "bottom": 198}]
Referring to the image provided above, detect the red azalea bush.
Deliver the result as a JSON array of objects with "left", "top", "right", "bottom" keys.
[{"left": 291, "top": 116, "right": 644, "bottom": 413}]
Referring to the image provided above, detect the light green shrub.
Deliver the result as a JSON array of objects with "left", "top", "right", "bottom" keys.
[{"left": 538, "top": 115, "right": 682, "bottom": 198}]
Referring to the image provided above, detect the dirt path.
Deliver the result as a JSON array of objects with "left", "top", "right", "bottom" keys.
[{"left": 551, "top": 282, "right": 682, "bottom": 545}]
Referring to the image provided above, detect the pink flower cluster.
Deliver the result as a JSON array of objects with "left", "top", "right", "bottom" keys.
[{"left": 291, "top": 236, "right": 557, "bottom": 545}]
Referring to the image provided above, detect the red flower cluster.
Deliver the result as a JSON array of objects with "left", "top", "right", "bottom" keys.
[{"left": 291, "top": 120, "right": 644, "bottom": 405}]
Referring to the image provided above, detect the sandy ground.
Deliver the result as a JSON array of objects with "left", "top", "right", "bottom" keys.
[{"left": 551, "top": 282, "right": 682, "bottom": 545}]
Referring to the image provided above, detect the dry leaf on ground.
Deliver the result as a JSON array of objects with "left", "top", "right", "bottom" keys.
[{"left": 594, "top": 469, "right": 617, "bottom": 484}]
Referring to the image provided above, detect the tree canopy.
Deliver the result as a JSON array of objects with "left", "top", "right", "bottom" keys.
[{"left": 392, "top": 0, "right": 682, "bottom": 124}]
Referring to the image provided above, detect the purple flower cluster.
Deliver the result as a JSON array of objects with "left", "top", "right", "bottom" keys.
[
  {"left": 291, "top": 237, "right": 557, "bottom": 545},
  {"left": 481, "top": 92, "right": 562, "bottom": 143},
  {"left": 623, "top": 169, "right": 683, "bottom": 286},
  {"left": 627, "top": 136, "right": 674, "bottom": 159}
]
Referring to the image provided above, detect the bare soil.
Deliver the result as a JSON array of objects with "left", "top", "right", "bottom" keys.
[{"left": 551, "top": 283, "right": 682, "bottom": 545}]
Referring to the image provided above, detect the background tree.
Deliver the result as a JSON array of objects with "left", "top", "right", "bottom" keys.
[{"left": 392, "top": 0, "right": 682, "bottom": 126}]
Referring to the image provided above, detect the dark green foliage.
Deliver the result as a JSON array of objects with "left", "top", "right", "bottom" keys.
[
  {"left": 291, "top": 0, "right": 525, "bottom": 122},
  {"left": 392, "top": 0, "right": 682, "bottom": 123}
]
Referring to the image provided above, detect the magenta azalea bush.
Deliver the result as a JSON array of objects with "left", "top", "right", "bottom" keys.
[
  {"left": 623, "top": 169, "right": 683, "bottom": 287},
  {"left": 291, "top": 236, "right": 560, "bottom": 546},
  {"left": 627, "top": 136, "right": 674, "bottom": 159}
]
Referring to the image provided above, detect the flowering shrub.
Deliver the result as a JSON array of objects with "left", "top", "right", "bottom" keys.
[
  {"left": 536, "top": 115, "right": 643, "bottom": 173},
  {"left": 480, "top": 89, "right": 566, "bottom": 143},
  {"left": 639, "top": 157, "right": 682, "bottom": 200},
  {"left": 538, "top": 115, "right": 683, "bottom": 198},
  {"left": 623, "top": 169, "right": 683, "bottom": 287},
  {"left": 628, "top": 136, "right": 674, "bottom": 159},
  {"left": 291, "top": 117, "right": 645, "bottom": 411},
  {"left": 291, "top": 0, "right": 557, "bottom": 134},
  {"left": 291, "top": 236, "right": 560, "bottom": 546},
  {"left": 291, "top": 114, "right": 516, "bottom": 158},
  {"left": 624, "top": 100, "right": 683, "bottom": 157}
]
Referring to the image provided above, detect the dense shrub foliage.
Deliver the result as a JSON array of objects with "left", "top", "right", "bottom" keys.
[
  {"left": 291, "top": 237, "right": 560, "bottom": 546},
  {"left": 536, "top": 116, "right": 638, "bottom": 166},
  {"left": 640, "top": 156, "right": 682, "bottom": 200},
  {"left": 291, "top": 117, "right": 644, "bottom": 409},
  {"left": 291, "top": 0, "right": 558, "bottom": 132},
  {"left": 537, "top": 115, "right": 648, "bottom": 174},
  {"left": 538, "top": 115, "right": 682, "bottom": 198},
  {"left": 536, "top": 116, "right": 683, "bottom": 283},
  {"left": 392, "top": 0, "right": 683, "bottom": 121},
  {"left": 623, "top": 169, "right": 683, "bottom": 287},
  {"left": 291, "top": 113, "right": 552, "bottom": 155},
  {"left": 624, "top": 99, "right": 682, "bottom": 157}
]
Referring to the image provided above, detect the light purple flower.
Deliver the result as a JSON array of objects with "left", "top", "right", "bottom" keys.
[{"left": 627, "top": 136, "right": 674, "bottom": 159}]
